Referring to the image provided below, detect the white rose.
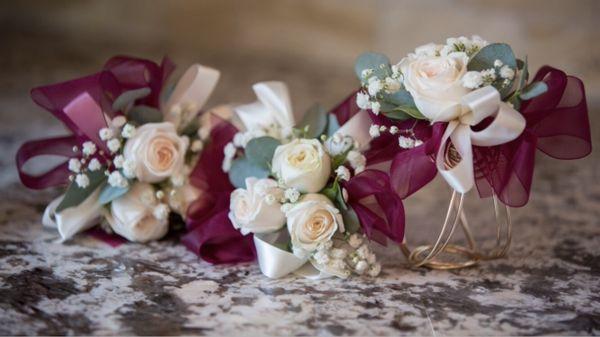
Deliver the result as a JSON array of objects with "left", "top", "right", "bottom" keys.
[
  {"left": 123, "top": 122, "right": 189, "bottom": 183},
  {"left": 272, "top": 138, "right": 331, "bottom": 193},
  {"left": 229, "top": 178, "right": 286, "bottom": 235},
  {"left": 104, "top": 182, "right": 169, "bottom": 242},
  {"left": 400, "top": 51, "right": 471, "bottom": 122},
  {"left": 286, "top": 193, "right": 344, "bottom": 257}
]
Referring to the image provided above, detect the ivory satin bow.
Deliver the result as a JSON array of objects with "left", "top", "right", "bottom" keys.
[
  {"left": 234, "top": 82, "right": 296, "bottom": 137},
  {"left": 436, "top": 86, "right": 526, "bottom": 193}
]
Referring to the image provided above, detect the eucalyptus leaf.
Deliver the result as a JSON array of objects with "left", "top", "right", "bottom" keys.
[
  {"left": 468, "top": 43, "right": 517, "bottom": 98},
  {"left": 112, "top": 87, "right": 151, "bottom": 112},
  {"left": 228, "top": 157, "right": 270, "bottom": 189},
  {"left": 299, "top": 104, "right": 328, "bottom": 139},
  {"left": 128, "top": 105, "right": 163, "bottom": 124},
  {"left": 383, "top": 89, "right": 414, "bottom": 107},
  {"left": 321, "top": 179, "right": 340, "bottom": 203},
  {"left": 98, "top": 184, "right": 130, "bottom": 205},
  {"left": 341, "top": 206, "right": 361, "bottom": 234},
  {"left": 332, "top": 148, "right": 352, "bottom": 169},
  {"left": 326, "top": 113, "right": 341, "bottom": 137},
  {"left": 245, "top": 136, "right": 281, "bottom": 168},
  {"left": 382, "top": 109, "right": 411, "bottom": 121},
  {"left": 56, "top": 170, "right": 107, "bottom": 213},
  {"left": 520, "top": 81, "right": 548, "bottom": 100},
  {"left": 354, "top": 52, "right": 392, "bottom": 81}
]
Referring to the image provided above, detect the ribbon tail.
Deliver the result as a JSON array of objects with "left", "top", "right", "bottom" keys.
[
  {"left": 163, "top": 64, "right": 220, "bottom": 127},
  {"left": 46, "top": 188, "right": 103, "bottom": 241},
  {"left": 254, "top": 232, "right": 308, "bottom": 278},
  {"left": 436, "top": 121, "right": 474, "bottom": 193}
]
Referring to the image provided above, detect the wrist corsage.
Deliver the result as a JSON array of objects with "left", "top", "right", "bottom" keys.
[
  {"left": 16, "top": 56, "right": 223, "bottom": 243},
  {"left": 355, "top": 36, "right": 591, "bottom": 268},
  {"left": 183, "top": 82, "right": 405, "bottom": 278}
]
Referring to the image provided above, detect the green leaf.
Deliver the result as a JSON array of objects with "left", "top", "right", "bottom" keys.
[
  {"left": 326, "top": 113, "right": 341, "bottom": 137},
  {"left": 127, "top": 105, "right": 163, "bottom": 124},
  {"left": 517, "top": 56, "right": 529, "bottom": 91},
  {"left": 354, "top": 52, "right": 391, "bottom": 81},
  {"left": 98, "top": 184, "right": 130, "bottom": 205},
  {"left": 56, "top": 170, "right": 107, "bottom": 213},
  {"left": 321, "top": 179, "right": 340, "bottom": 203},
  {"left": 380, "top": 90, "right": 425, "bottom": 120},
  {"left": 112, "top": 87, "right": 151, "bottom": 112},
  {"left": 245, "top": 136, "right": 281, "bottom": 168},
  {"left": 520, "top": 81, "right": 548, "bottom": 100},
  {"left": 228, "top": 157, "right": 270, "bottom": 189},
  {"left": 382, "top": 110, "right": 411, "bottom": 121},
  {"left": 341, "top": 205, "right": 361, "bottom": 234},
  {"left": 331, "top": 148, "right": 352, "bottom": 169},
  {"left": 299, "top": 104, "right": 328, "bottom": 139},
  {"left": 468, "top": 43, "right": 517, "bottom": 98}
]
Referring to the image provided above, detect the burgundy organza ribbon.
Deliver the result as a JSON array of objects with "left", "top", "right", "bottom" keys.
[
  {"left": 330, "top": 93, "right": 406, "bottom": 244},
  {"left": 182, "top": 116, "right": 256, "bottom": 264},
  {"left": 367, "top": 66, "right": 591, "bottom": 207},
  {"left": 343, "top": 169, "right": 405, "bottom": 245},
  {"left": 16, "top": 56, "right": 173, "bottom": 190}
]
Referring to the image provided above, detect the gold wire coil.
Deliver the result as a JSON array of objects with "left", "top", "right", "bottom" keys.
[{"left": 400, "top": 144, "right": 513, "bottom": 270}]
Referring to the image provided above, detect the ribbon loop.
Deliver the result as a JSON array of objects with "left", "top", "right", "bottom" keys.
[
  {"left": 254, "top": 232, "right": 308, "bottom": 278},
  {"left": 459, "top": 85, "right": 501, "bottom": 125}
]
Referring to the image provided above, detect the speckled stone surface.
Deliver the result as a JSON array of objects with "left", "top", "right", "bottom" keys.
[{"left": 1, "top": 1, "right": 599, "bottom": 335}]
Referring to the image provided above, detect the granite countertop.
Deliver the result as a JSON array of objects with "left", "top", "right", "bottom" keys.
[{"left": 0, "top": 149, "right": 598, "bottom": 335}]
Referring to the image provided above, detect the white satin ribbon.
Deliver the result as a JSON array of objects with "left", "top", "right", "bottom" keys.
[
  {"left": 42, "top": 189, "right": 103, "bottom": 241},
  {"left": 253, "top": 232, "right": 332, "bottom": 279},
  {"left": 335, "top": 109, "right": 372, "bottom": 152},
  {"left": 436, "top": 86, "right": 526, "bottom": 193},
  {"left": 163, "top": 64, "right": 220, "bottom": 127},
  {"left": 234, "top": 82, "right": 296, "bottom": 136}
]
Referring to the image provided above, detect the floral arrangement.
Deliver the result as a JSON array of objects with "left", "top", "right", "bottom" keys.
[
  {"left": 15, "top": 35, "right": 591, "bottom": 277},
  {"left": 17, "top": 56, "right": 222, "bottom": 243},
  {"left": 352, "top": 36, "right": 591, "bottom": 266},
  {"left": 182, "top": 82, "right": 404, "bottom": 278}
]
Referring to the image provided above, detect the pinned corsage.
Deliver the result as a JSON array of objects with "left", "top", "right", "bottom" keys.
[
  {"left": 355, "top": 36, "right": 591, "bottom": 268},
  {"left": 183, "top": 82, "right": 404, "bottom": 278},
  {"left": 17, "top": 56, "right": 222, "bottom": 243}
]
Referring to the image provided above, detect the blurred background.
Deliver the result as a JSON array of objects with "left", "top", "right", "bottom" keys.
[{"left": 0, "top": 0, "right": 598, "bottom": 244}]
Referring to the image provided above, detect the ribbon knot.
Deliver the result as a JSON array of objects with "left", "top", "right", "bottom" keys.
[{"left": 436, "top": 86, "right": 526, "bottom": 193}]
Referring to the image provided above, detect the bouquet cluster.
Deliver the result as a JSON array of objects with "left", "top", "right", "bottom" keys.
[
  {"left": 17, "top": 35, "right": 591, "bottom": 278},
  {"left": 18, "top": 57, "right": 220, "bottom": 242}
]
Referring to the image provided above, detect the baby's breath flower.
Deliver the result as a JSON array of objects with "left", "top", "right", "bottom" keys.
[
  {"left": 500, "top": 65, "right": 515, "bottom": 80},
  {"left": 389, "top": 126, "right": 399, "bottom": 135},
  {"left": 99, "top": 127, "right": 114, "bottom": 141},
  {"left": 190, "top": 140, "right": 203, "bottom": 152},
  {"left": 398, "top": 136, "right": 415, "bottom": 149},
  {"left": 367, "top": 77, "right": 382, "bottom": 96},
  {"left": 370, "top": 101, "right": 381, "bottom": 115},
  {"left": 284, "top": 188, "right": 300, "bottom": 203},
  {"left": 107, "top": 139, "right": 121, "bottom": 154},
  {"left": 355, "top": 91, "right": 371, "bottom": 110},
  {"left": 75, "top": 173, "right": 90, "bottom": 188},
  {"left": 82, "top": 141, "right": 97, "bottom": 156},
  {"left": 379, "top": 125, "right": 387, "bottom": 132},
  {"left": 355, "top": 260, "right": 369, "bottom": 274},
  {"left": 347, "top": 151, "right": 366, "bottom": 171},
  {"left": 68, "top": 158, "right": 82, "bottom": 173},
  {"left": 224, "top": 142, "right": 236, "bottom": 159},
  {"left": 493, "top": 59, "right": 504, "bottom": 68},
  {"left": 461, "top": 71, "right": 484, "bottom": 89},
  {"left": 335, "top": 166, "right": 351, "bottom": 181},
  {"left": 368, "top": 263, "right": 382, "bottom": 277},
  {"left": 121, "top": 124, "right": 136, "bottom": 138},
  {"left": 122, "top": 159, "right": 136, "bottom": 179},
  {"left": 108, "top": 171, "right": 128, "bottom": 188},
  {"left": 369, "top": 124, "right": 380, "bottom": 138},
  {"left": 348, "top": 233, "right": 363, "bottom": 248},
  {"left": 360, "top": 68, "right": 373, "bottom": 80},
  {"left": 87, "top": 158, "right": 101, "bottom": 171},
  {"left": 385, "top": 77, "right": 401, "bottom": 93},
  {"left": 113, "top": 154, "right": 125, "bottom": 169}
]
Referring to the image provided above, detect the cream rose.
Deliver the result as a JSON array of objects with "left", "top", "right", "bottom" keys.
[
  {"left": 399, "top": 48, "right": 471, "bottom": 122},
  {"left": 104, "top": 182, "right": 169, "bottom": 242},
  {"left": 123, "top": 122, "right": 189, "bottom": 183},
  {"left": 271, "top": 139, "right": 331, "bottom": 193},
  {"left": 229, "top": 178, "right": 286, "bottom": 235},
  {"left": 285, "top": 193, "right": 344, "bottom": 257}
]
